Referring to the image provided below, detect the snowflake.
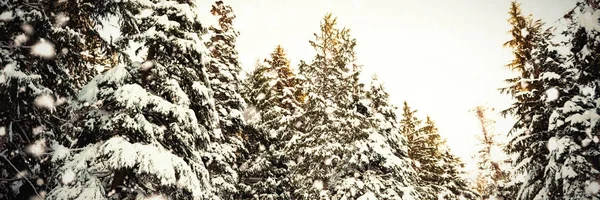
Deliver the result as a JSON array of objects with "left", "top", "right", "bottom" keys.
[
  {"left": 586, "top": 181, "right": 600, "bottom": 195},
  {"left": 32, "top": 126, "right": 45, "bottom": 135},
  {"left": 36, "top": 178, "right": 44, "bottom": 186},
  {"left": 34, "top": 94, "right": 56, "bottom": 111},
  {"left": 21, "top": 24, "right": 34, "bottom": 35},
  {"left": 31, "top": 39, "right": 56, "bottom": 59},
  {"left": 26, "top": 139, "right": 47, "bottom": 157},
  {"left": 55, "top": 12, "right": 70, "bottom": 27}
]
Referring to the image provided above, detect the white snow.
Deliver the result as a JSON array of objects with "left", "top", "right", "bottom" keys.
[
  {"left": 242, "top": 106, "right": 261, "bottom": 124},
  {"left": 34, "top": 94, "right": 56, "bottom": 111},
  {"left": 13, "top": 34, "right": 27, "bottom": 47},
  {"left": 0, "top": 126, "right": 5, "bottom": 136},
  {"left": 50, "top": 142, "right": 70, "bottom": 162},
  {"left": 31, "top": 39, "right": 56, "bottom": 59},
  {"left": 0, "top": 11, "right": 14, "bottom": 21},
  {"left": 586, "top": 181, "right": 600, "bottom": 195},
  {"left": 577, "top": 7, "right": 600, "bottom": 34},
  {"left": 325, "top": 106, "right": 335, "bottom": 114},
  {"left": 55, "top": 12, "right": 70, "bottom": 27},
  {"left": 36, "top": 178, "right": 44, "bottom": 186},
  {"left": 32, "top": 126, "right": 44, "bottom": 135},
  {"left": 26, "top": 139, "right": 47, "bottom": 157},
  {"left": 1, "top": 63, "right": 41, "bottom": 86},
  {"left": 21, "top": 24, "right": 33, "bottom": 35},
  {"left": 256, "top": 93, "right": 266, "bottom": 101},
  {"left": 545, "top": 88, "right": 559, "bottom": 102},
  {"left": 357, "top": 192, "right": 377, "bottom": 200},
  {"left": 313, "top": 180, "right": 324, "bottom": 190},
  {"left": 61, "top": 170, "right": 75, "bottom": 185},
  {"left": 145, "top": 194, "right": 168, "bottom": 200},
  {"left": 541, "top": 72, "right": 561, "bottom": 80},
  {"left": 547, "top": 136, "right": 558, "bottom": 151},
  {"left": 561, "top": 166, "right": 577, "bottom": 179},
  {"left": 582, "top": 138, "right": 592, "bottom": 147},
  {"left": 141, "top": 61, "right": 154, "bottom": 71}
]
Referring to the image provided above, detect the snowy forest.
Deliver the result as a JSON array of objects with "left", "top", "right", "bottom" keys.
[{"left": 0, "top": 0, "right": 600, "bottom": 199}]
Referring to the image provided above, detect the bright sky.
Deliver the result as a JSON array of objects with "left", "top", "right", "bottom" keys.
[{"left": 228, "top": 0, "right": 576, "bottom": 177}]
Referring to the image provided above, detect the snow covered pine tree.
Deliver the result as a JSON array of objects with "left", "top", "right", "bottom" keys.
[
  {"left": 0, "top": 0, "right": 111, "bottom": 199},
  {"left": 541, "top": 0, "right": 600, "bottom": 199},
  {"left": 46, "top": 0, "right": 232, "bottom": 199},
  {"left": 204, "top": 1, "right": 247, "bottom": 198},
  {"left": 401, "top": 101, "right": 478, "bottom": 199},
  {"left": 287, "top": 13, "right": 418, "bottom": 199},
  {"left": 500, "top": 1, "right": 570, "bottom": 199},
  {"left": 240, "top": 45, "right": 304, "bottom": 199}
]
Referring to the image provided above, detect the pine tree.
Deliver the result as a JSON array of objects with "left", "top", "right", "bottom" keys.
[
  {"left": 471, "top": 105, "right": 510, "bottom": 199},
  {"left": 364, "top": 76, "right": 419, "bottom": 194},
  {"left": 288, "top": 13, "right": 417, "bottom": 199},
  {"left": 240, "top": 45, "right": 304, "bottom": 199},
  {"left": 204, "top": 1, "right": 247, "bottom": 197},
  {"left": 539, "top": 0, "right": 600, "bottom": 199},
  {"left": 0, "top": 0, "right": 111, "bottom": 199},
  {"left": 401, "top": 102, "right": 478, "bottom": 199},
  {"left": 500, "top": 1, "right": 567, "bottom": 199},
  {"left": 47, "top": 1, "right": 223, "bottom": 199}
]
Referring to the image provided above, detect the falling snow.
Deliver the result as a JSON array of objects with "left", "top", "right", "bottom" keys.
[
  {"left": 34, "top": 94, "right": 56, "bottom": 111},
  {"left": 26, "top": 139, "right": 47, "bottom": 157},
  {"left": 55, "top": 12, "right": 70, "bottom": 27},
  {"left": 586, "top": 181, "right": 600, "bottom": 195},
  {"left": 31, "top": 39, "right": 56, "bottom": 59},
  {"left": 21, "top": 24, "right": 34, "bottom": 35}
]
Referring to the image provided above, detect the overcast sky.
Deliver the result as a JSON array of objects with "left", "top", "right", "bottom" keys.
[{"left": 227, "top": 0, "right": 577, "bottom": 175}]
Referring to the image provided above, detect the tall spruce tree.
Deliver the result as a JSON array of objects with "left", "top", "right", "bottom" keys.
[
  {"left": 0, "top": 0, "right": 112, "bottom": 199},
  {"left": 204, "top": 1, "right": 246, "bottom": 197},
  {"left": 500, "top": 1, "right": 567, "bottom": 199},
  {"left": 46, "top": 0, "right": 226, "bottom": 199},
  {"left": 240, "top": 45, "right": 304, "bottom": 199},
  {"left": 288, "top": 13, "right": 417, "bottom": 199},
  {"left": 539, "top": 0, "right": 600, "bottom": 199},
  {"left": 401, "top": 102, "right": 478, "bottom": 199},
  {"left": 364, "top": 76, "right": 419, "bottom": 194}
]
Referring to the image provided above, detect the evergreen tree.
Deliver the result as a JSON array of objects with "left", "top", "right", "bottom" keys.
[
  {"left": 204, "top": 1, "right": 246, "bottom": 197},
  {"left": 47, "top": 0, "right": 223, "bottom": 199},
  {"left": 288, "top": 13, "right": 417, "bottom": 199},
  {"left": 500, "top": 1, "right": 566, "bottom": 199},
  {"left": 240, "top": 45, "right": 304, "bottom": 199},
  {"left": 538, "top": 0, "right": 600, "bottom": 199},
  {"left": 401, "top": 102, "right": 478, "bottom": 199},
  {"left": 364, "top": 75, "right": 419, "bottom": 193},
  {"left": 471, "top": 105, "right": 510, "bottom": 199},
  {"left": 0, "top": 0, "right": 111, "bottom": 199}
]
